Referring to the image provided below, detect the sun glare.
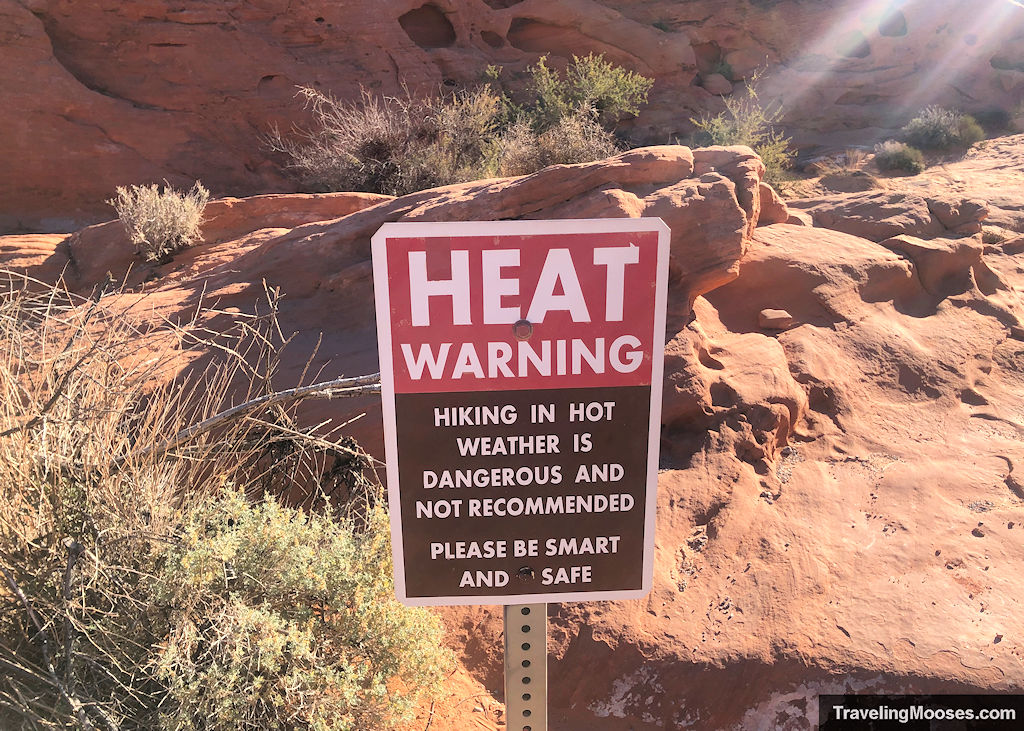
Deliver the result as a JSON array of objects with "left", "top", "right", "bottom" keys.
[{"left": 760, "top": 0, "right": 1023, "bottom": 132}]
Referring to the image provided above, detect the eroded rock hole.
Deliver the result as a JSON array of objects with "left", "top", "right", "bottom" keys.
[
  {"left": 399, "top": 4, "right": 456, "bottom": 49},
  {"left": 837, "top": 30, "right": 871, "bottom": 59},
  {"left": 991, "top": 54, "right": 1024, "bottom": 73},
  {"left": 481, "top": 30, "right": 504, "bottom": 48},
  {"left": 710, "top": 382, "right": 738, "bottom": 408},
  {"left": 878, "top": 10, "right": 907, "bottom": 37}
]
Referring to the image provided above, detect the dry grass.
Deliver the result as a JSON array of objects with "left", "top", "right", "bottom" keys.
[
  {"left": 267, "top": 86, "right": 503, "bottom": 196},
  {"left": 809, "top": 148, "right": 869, "bottom": 176},
  {"left": 0, "top": 273, "right": 448, "bottom": 730},
  {"left": 494, "top": 110, "right": 619, "bottom": 177}
]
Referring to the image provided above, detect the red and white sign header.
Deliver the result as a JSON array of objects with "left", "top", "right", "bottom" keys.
[{"left": 377, "top": 220, "right": 668, "bottom": 394}]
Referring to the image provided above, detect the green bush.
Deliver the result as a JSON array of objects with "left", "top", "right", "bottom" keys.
[
  {"left": 900, "top": 106, "right": 985, "bottom": 149},
  {"left": 271, "top": 55, "right": 652, "bottom": 194},
  {"left": 494, "top": 110, "right": 619, "bottom": 177},
  {"left": 526, "top": 53, "right": 653, "bottom": 131},
  {"left": 689, "top": 71, "right": 794, "bottom": 183},
  {"left": 155, "top": 490, "right": 449, "bottom": 731},
  {"left": 873, "top": 140, "right": 925, "bottom": 174},
  {"left": 108, "top": 181, "right": 210, "bottom": 263},
  {"left": 0, "top": 282, "right": 449, "bottom": 730}
]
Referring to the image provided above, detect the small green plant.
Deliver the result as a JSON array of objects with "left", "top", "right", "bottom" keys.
[
  {"left": 108, "top": 180, "right": 209, "bottom": 263},
  {"left": 155, "top": 489, "right": 450, "bottom": 730},
  {"left": 709, "top": 58, "right": 734, "bottom": 80},
  {"left": 527, "top": 53, "right": 654, "bottom": 131},
  {"left": 690, "top": 71, "right": 794, "bottom": 182},
  {"left": 873, "top": 140, "right": 925, "bottom": 174},
  {"left": 900, "top": 106, "right": 985, "bottom": 149}
]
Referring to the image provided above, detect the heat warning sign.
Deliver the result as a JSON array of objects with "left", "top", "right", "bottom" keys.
[{"left": 372, "top": 219, "right": 669, "bottom": 606}]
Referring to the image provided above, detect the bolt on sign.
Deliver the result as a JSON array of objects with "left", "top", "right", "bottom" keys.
[{"left": 372, "top": 219, "right": 670, "bottom": 606}]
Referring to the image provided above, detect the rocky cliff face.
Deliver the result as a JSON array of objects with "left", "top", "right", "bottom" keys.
[
  {"left": 4, "top": 0, "right": 1023, "bottom": 232},
  {"left": 3, "top": 142, "right": 1023, "bottom": 729}
]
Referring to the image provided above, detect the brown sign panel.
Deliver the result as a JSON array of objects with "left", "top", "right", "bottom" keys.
[{"left": 372, "top": 219, "right": 670, "bottom": 605}]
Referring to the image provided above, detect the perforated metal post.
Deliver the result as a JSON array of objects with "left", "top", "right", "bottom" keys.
[{"left": 504, "top": 604, "right": 547, "bottom": 731}]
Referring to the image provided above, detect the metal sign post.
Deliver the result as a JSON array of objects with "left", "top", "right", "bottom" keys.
[{"left": 504, "top": 604, "right": 547, "bottom": 731}]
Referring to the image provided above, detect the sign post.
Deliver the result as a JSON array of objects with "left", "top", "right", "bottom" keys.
[
  {"left": 372, "top": 219, "right": 670, "bottom": 724},
  {"left": 504, "top": 603, "right": 547, "bottom": 731}
]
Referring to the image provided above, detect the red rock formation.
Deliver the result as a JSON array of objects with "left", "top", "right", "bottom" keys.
[
  {"left": 3, "top": 143, "right": 1024, "bottom": 728},
  {"left": 4, "top": 0, "right": 1023, "bottom": 232}
]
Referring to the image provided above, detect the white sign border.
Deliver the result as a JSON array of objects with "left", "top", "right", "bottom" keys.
[{"left": 372, "top": 218, "right": 670, "bottom": 607}]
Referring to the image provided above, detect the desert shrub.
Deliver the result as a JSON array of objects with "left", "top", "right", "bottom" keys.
[
  {"left": 873, "top": 139, "right": 925, "bottom": 174},
  {"left": 272, "top": 55, "right": 651, "bottom": 194},
  {"left": 155, "top": 490, "right": 447, "bottom": 730},
  {"left": 495, "top": 110, "right": 619, "bottom": 177},
  {"left": 900, "top": 106, "right": 985, "bottom": 149},
  {"left": 0, "top": 276, "right": 449, "bottom": 730},
  {"left": 108, "top": 181, "right": 210, "bottom": 263},
  {"left": 526, "top": 53, "right": 654, "bottom": 131},
  {"left": 269, "top": 86, "right": 505, "bottom": 196},
  {"left": 690, "top": 71, "right": 795, "bottom": 183}
]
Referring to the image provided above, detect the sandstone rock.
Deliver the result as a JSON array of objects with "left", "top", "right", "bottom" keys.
[
  {"left": 201, "top": 192, "right": 393, "bottom": 244},
  {"left": 786, "top": 210, "right": 814, "bottom": 227},
  {"left": 926, "top": 196, "right": 989, "bottom": 236},
  {"left": 1, "top": 144, "right": 757, "bottom": 384},
  {"left": 758, "top": 308, "right": 795, "bottom": 329},
  {"left": 700, "top": 72, "right": 733, "bottom": 96},
  {"left": 7, "top": 143, "right": 1024, "bottom": 730},
  {"left": 757, "top": 182, "right": 788, "bottom": 226},
  {"left": 693, "top": 146, "right": 764, "bottom": 238},
  {"left": 604, "top": 216, "right": 1024, "bottom": 727},
  {"left": 884, "top": 135, "right": 1024, "bottom": 235},
  {"left": 787, "top": 191, "right": 990, "bottom": 242},
  {"left": 879, "top": 234, "right": 998, "bottom": 298},
  {"left": 5, "top": 0, "right": 1022, "bottom": 233}
]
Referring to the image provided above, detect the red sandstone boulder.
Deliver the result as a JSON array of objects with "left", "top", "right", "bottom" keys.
[{"left": 787, "top": 191, "right": 989, "bottom": 242}]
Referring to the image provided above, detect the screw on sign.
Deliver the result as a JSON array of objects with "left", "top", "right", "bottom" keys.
[{"left": 371, "top": 219, "right": 670, "bottom": 730}]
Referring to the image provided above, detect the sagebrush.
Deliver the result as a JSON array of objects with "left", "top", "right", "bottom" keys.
[
  {"left": 900, "top": 106, "right": 984, "bottom": 150},
  {"left": 0, "top": 274, "right": 449, "bottom": 730},
  {"left": 690, "top": 71, "right": 794, "bottom": 183},
  {"left": 873, "top": 139, "right": 925, "bottom": 174},
  {"left": 108, "top": 181, "right": 210, "bottom": 262},
  {"left": 270, "top": 54, "right": 652, "bottom": 195},
  {"left": 494, "top": 110, "right": 619, "bottom": 177}
]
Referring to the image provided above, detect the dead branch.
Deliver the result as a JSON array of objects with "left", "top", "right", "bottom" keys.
[
  {"left": 0, "top": 564, "right": 94, "bottom": 729},
  {"left": 115, "top": 372, "right": 381, "bottom": 468},
  {"left": 0, "top": 287, "right": 105, "bottom": 439}
]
